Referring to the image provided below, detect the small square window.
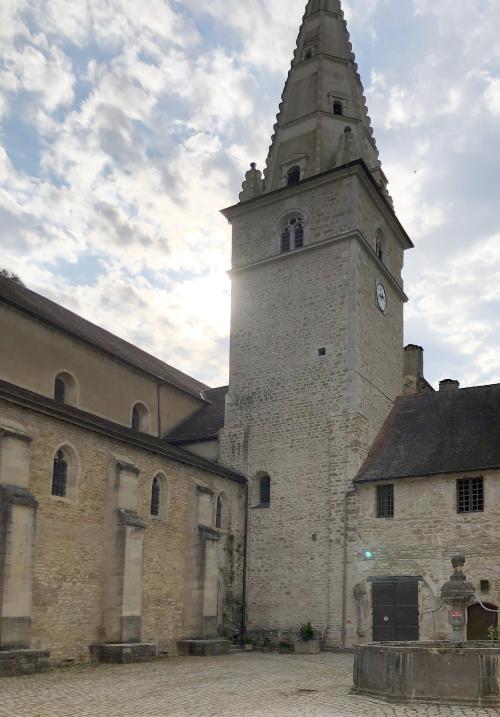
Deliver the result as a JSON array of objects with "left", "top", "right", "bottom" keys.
[
  {"left": 377, "top": 484, "right": 394, "bottom": 518},
  {"left": 457, "top": 478, "right": 484, "bottom": 513},
  {"left": 318, "top": 348, "right": 326, "bottom": 357},
  {"left": 480, "top": 580, "right": 490, "bottom": 594}
]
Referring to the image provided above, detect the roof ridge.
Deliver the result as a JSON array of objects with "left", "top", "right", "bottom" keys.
[{"left": 0, "top": 275, "right": 209, "bottom": 399}]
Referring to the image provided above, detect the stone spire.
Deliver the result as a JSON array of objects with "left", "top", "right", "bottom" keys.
[{"left": 255, "top": 0, "right": 387, "bottom": 196}]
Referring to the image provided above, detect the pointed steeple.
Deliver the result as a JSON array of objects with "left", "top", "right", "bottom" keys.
[{"left": 257, "top": 0, "right": 387, "bottom": 196}]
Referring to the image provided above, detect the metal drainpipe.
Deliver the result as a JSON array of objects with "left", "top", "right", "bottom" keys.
[
  {"left": 240, "top": 479, "right": 249, "bottom": 644},
  {"left": 340, "top": 488, "right": 356, "bottom": 651},
  {"left": 156, "top": 382, "right": 162, "bottom": 438}
]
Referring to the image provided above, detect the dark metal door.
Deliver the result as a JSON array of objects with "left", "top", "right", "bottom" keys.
[{"left": 372, "top": 579, "right": 419, "bottom": 642}]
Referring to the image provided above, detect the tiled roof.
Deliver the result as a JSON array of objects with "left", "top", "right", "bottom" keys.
[
  {"left": 0, "top": 378, "right": 244, "bottom": 483},
  {"left": 167, "top": 386, "right": 228, "bottom": 443},
  {"left": 0, "top": 275, "right": 208, "bottom": 399},
  {"left": 356, "top": 384, "right": 500, "bottom": 483}
]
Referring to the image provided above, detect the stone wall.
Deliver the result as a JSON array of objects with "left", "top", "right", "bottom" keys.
[
  {"left": 345, "top": 470, "right": 500, "bottom": 646},
  {"left": 221, "top": 165, "right": 409, "bottom": 644},
  {"left": 0, "top": 398, "right": 245, "bottom": 663}
]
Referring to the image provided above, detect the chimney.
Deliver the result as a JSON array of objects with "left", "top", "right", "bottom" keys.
[
  {"left": 403, "top": 345, "right": 424, "bottom": 395},
  {"left": 439, "top": 379, "right": 460, "bottom": 392}
]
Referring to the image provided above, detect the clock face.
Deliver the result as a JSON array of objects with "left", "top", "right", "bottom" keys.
[{"left": 376, "top": 283, "right": 387, "bottom": 313}]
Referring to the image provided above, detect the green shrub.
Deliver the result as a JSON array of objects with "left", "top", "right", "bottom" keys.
[{"left": 299, "top": 622, "right": 315, "bottom": 642}]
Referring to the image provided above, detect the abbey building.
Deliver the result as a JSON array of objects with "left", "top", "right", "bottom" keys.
[{"left": 0, "top": 0, "right": 499, "bottom": 672}]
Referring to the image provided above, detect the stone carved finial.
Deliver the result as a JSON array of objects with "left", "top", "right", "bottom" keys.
[{"left": 239, "top": 163, "right": 264, "bottom": 202}]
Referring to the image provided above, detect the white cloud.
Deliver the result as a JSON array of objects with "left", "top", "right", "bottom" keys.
[{"left": 1, "top": 0, "right": 500, "bottom": 389}]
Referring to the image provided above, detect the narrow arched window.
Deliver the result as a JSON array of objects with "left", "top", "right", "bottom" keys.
[
  {"left": 131, "top": 403, "right": 149, "bottom": 432},
  {"left": 54, "top": 377, "right": 66, "bottom": 404},
  {"left": 216, "top": 496, "right": 223, "bottom": 529},
  {"left": 333, "top": 101, "right": 343, "bottom": 116},
  {"left": 260, "top": 475, "right": 271, "bottom": 507},
  {"left": 375, "top": 228, "right": 388, "bottom": 266},
  {"left": 280, "top": 214, "right": 305, "bottom": 253},
  {"left": 151, "top": 477, "right": 160, "bottom": 517},
  {"left": 52, "top": 449, "right": 68, "bottom": 497},
  {"left": 54, "top": 372, "right": 78, "bottom": 406},
  {"left": 287, "top": 165, "right": 301, "bottom": 186},
  {"left": 132, "top": 405, "right": 141, "bottom": 430}
]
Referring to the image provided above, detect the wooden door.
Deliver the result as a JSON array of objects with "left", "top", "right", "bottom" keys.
[{"left": 467, "top": 603, "right": 498, "bottom": 640}]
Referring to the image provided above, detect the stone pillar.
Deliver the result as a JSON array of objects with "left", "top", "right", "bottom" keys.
[
  {"left": 200, "top": 527, "right": 220, "bottom": 639},
  {"left": 196, "top": 485, "right": 222, "bottom": 639},
  {"left": 0, "top": 420, "right": 37, "bottom": 650},
  {"left": 101, "top": 457, "right": 148, "bottom": 649},
  {"left": 0, "top": 419, "right": 49, "bottom": 675}
]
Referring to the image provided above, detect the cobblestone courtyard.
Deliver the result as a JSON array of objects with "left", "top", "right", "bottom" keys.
[{"left": 1, "top": 653, "right": 497, "bottom": 717}]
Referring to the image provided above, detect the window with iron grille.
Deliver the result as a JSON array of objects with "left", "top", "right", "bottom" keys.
[
  {"left": 333, "top": 101, "right": 343, "bottom": 116},
  {"left": 260, "top": 475, "right": 271, "bottom": 507},
  {"left": 377, "top": 484, "right": 394, "bottom": 518},
  {"left": 52, "top": 450, "right": 68, "bottom": 497},
  {"left": 54, "top": 377, "right": 66, "bottom": 404},
  {"left": 150, "top": 477, "right": 160, "bottom": 517},
  {"left": 294, "top": 223, "right": 304, "bottom": 248},
  {"left": 457, "top": 478, "right": 484, "bottom": 513}
]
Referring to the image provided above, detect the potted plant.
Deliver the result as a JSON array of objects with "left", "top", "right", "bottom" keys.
[
  {"left": 294, "top": 622, "right": 320, "bottom": 655},
  {"left": 243, "top": 636, "right": 254, "bottom": 652}
]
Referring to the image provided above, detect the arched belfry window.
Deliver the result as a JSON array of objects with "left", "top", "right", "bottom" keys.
[
  {"left": 51, "top": 445, "right": 78, "bottom": 501},
  {"left": 52, "top": 449, "right": 68, "bottom": 497},
  {"left": 280, "top": 214, "right": 305, "bottom": 253},
  {"left": 131, "top": 402, "right": 149, "bottom": 432},
  {"left": 287, "top": 165, "right": 301, "bottom": 186},
  {"left": 259, "top": 475, "right": 271, "bottom": 507},
  {"left": 54, "top": 372, "right": 78, "bottom": 406}
]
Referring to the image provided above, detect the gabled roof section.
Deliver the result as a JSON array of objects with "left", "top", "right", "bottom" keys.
[
  {"left": 356, "top": 384, "right": 500, "bottom": 483},
  {"left": 0, "top": 275, "right": 208, "bottom": 399},
  {"left": 166, "top": 385, "right": 228, "bottom": 444}
]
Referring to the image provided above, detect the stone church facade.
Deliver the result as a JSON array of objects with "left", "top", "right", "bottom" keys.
[{"left": 1, "top": 0, "right": 499, "bottom": 670}]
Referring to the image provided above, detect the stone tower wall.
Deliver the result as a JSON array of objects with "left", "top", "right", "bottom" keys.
[{"left": 221, "top": 166, "right": 407, "bottom": 643}]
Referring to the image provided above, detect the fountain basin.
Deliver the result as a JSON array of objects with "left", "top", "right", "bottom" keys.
[{"left": 353, "top": 641, "right": 500, "bottom": 706}]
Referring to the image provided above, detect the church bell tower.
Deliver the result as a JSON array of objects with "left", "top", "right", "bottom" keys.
[{"left": 220, "top": 0, "right": 413, "bottom": 644}]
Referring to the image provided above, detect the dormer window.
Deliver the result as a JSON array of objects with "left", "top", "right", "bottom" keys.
[
  {"left": 333, "top": 100, "right": 343, "bottom": 116},
  {"left": 280, "top": 214, "right": 305, "bottom": 253},
  {"left": 287, "top": 165, "right": 301, "bottom": 186}
]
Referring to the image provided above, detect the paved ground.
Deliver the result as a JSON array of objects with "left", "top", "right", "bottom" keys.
[{"left": 0, "top": 652, "right": 497, "bottom": 717}]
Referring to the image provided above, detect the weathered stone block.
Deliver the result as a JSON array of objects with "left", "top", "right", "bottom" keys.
[
  {"left": 177, "top": 639, "right": 230, "bottom": 657},
  {"left": 0, "top": 649, "right": 50, "bottom": 677},
  {"left": 90, "top": 642, "right": 157, "bottom": 664}
]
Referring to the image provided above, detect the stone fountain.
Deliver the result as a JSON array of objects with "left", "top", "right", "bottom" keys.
[{"left": 353, "top": 555, "right": 500, "bottom": 706}]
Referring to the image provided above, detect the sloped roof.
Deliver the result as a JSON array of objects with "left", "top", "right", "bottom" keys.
[
  {"left": 0, "top": 378, "right": 243, "bottom": 483},
  {"left": 167, "top": 386, "right": 228, "bottom": 443},
  {"left": 356, "top": 384, "right": 500, "bottom": 483},
  {"left": 0, "top": 275, "right": 208, "bottom": 399}
]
